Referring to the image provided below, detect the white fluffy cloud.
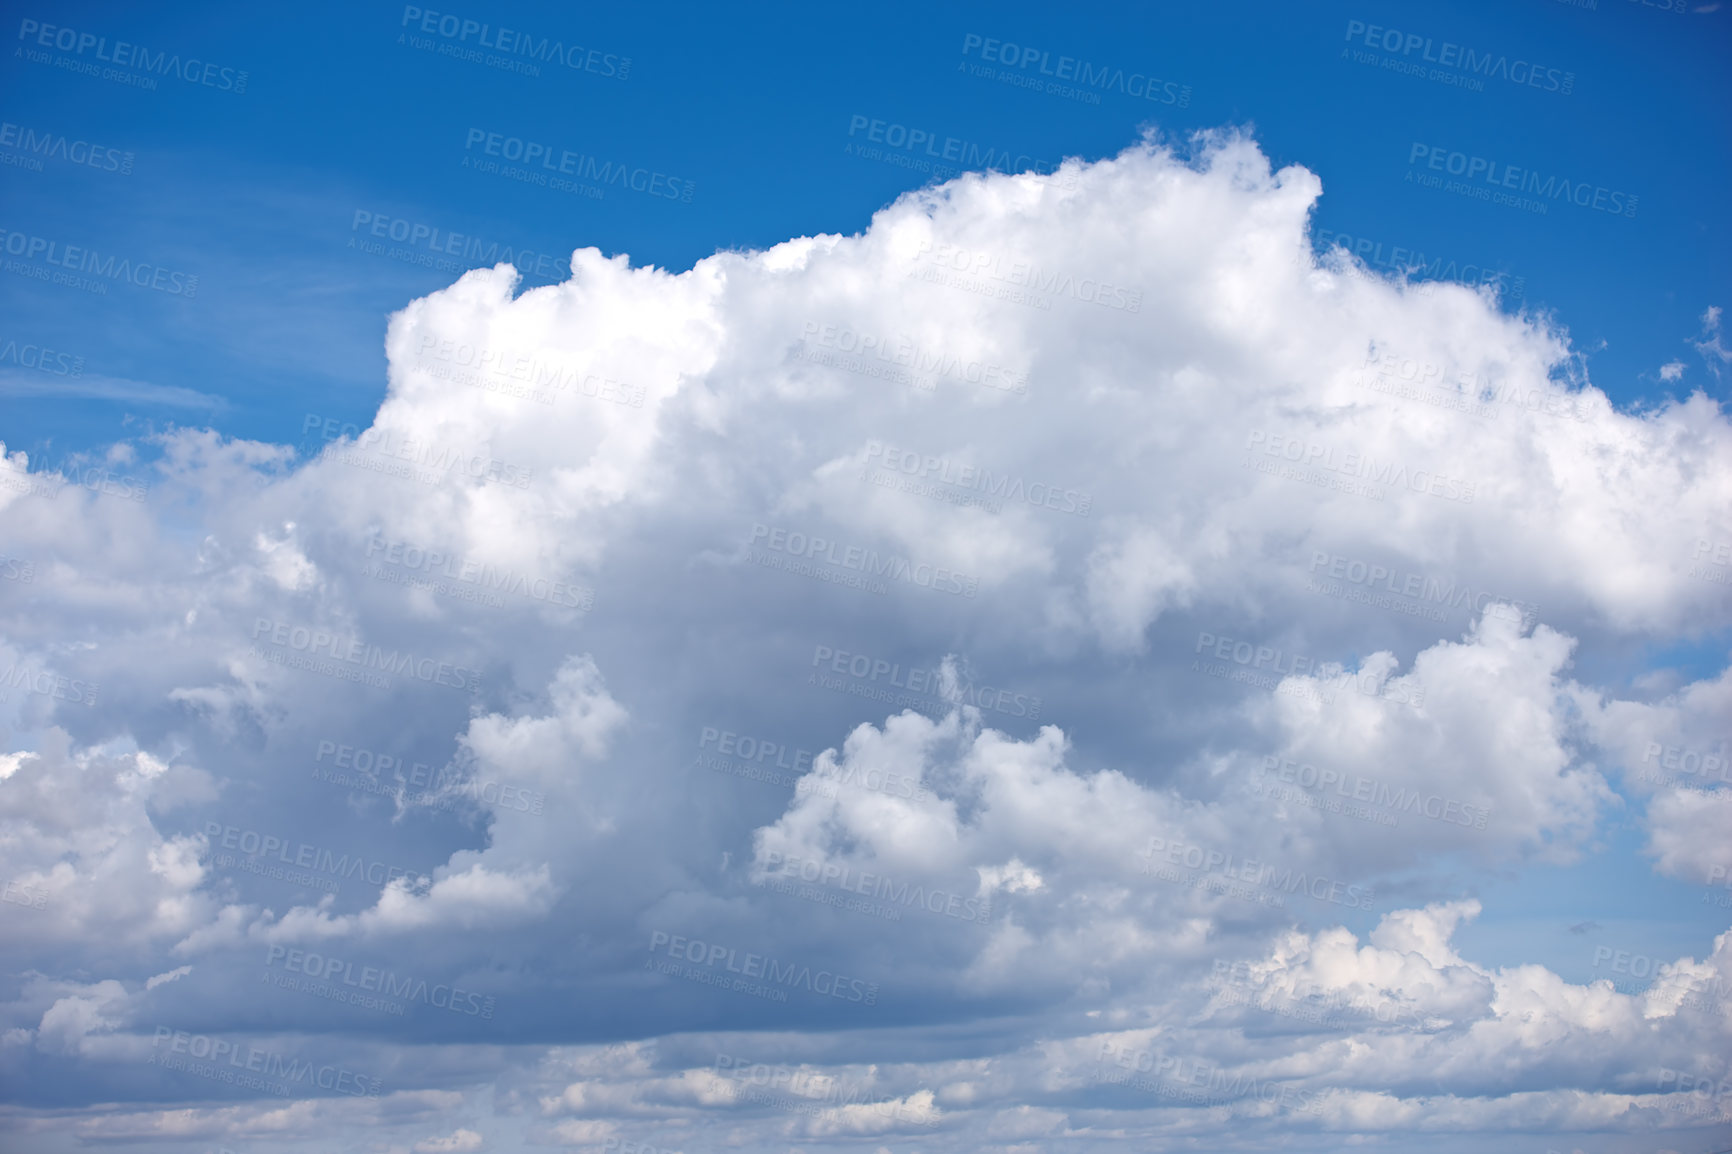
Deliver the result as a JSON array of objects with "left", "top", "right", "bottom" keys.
[{"left": 2, "top": 131, "right": 1730, "bottom": 1150}]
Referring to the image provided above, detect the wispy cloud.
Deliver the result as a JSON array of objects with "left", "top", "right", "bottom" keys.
[{"left": 0, "top": 371, "right": 227, "bottom": 411}]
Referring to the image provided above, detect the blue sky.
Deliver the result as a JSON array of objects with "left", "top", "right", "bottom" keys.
[
  {"left": 4, "top": 0, "right": 1727, "bottom": 457},
  {"left": 3, "top": 2, "right": 1732, "bottom": 1152}
]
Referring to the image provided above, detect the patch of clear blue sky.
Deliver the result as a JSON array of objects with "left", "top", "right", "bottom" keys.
[{"left": 1, "top": 0, "right": 1726, "bottom": 463}]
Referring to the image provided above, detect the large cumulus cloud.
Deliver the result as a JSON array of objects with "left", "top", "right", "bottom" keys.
[{"left": 1, "top": 129, "right": 1729, "bottom": 1151}]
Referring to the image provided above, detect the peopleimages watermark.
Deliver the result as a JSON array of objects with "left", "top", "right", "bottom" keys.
[
  {"left": 863, "top": 463, "right": 995, "bottom": 513},
  {"left": 302, "top": 413, "right": 535, "bottom": 491},
  {"left": 697, "top": 725, "right": 934, "bottom": 803},
  {"left": 0, "top": 227, "right": 198, "bottom": 297},
  {"left": 1138, "top": 835, "right": 1377, "bottom": 911},
  {"left": 0, "top": 336, "right": 84, "bottom": 376},
  {"left": 462, "top": 128, "right": 693, "bottom": 203},
  {"left": 695, "top": 727, "right": 850, "bottom": 803},
  {"left": 1, "top": 879, "right": 49, "bottom": 910},
  {"left": 414, "top": 335, "right": 646, "bottom": 409},
  {"left": 1244, "top": 428, "right": 1477, "bottom": 504},
  {"left": 1592, "top": 945, "right": 1691, "bottom": 982},
  {"left": 1655, "top": 1067, "right": 1732, "bottom": 1117},
  {"left": 794, "top": 322, "right": 930, "bottom": 392},
  {"left": 647, "top": 930, "right": 880, "bottom": 1005},
  {"left": 1591, "top": 947, "right": 1729, "bottom": 1009},
  {"left": 1306, "top": 550, "right": 1539, "bottom": 628},
  {"left": 17, "top": 452, "right": 150, "bottom": 502},
  {"left": 1, "top": 456, "right": 148, "bottom": 503},
  {"left": 1634, "top": 740, "right": 1730, "bottom": 791},
  {"left": 1689, "top": 538, "right": 1731, "bottom": 588},
  {"left": 0, "top": 465, "right": 61, "bottom": 500},
  {"left": 759, "top": 851, "right": 991, "bottom": 926},
  {"left": 1361, "top": 345, "right": 1588, "bottom": 425},
  {"left": 312, "top": 740, "right": 545, "bottom": 816},
  {"left": 960, "top": 34, "right": 1191, "bottom": 108},
  {"left": 149, "top": 1028, "right": 382, "bottom": 1099},
  {"left": 1406, "top": 143, "right": 1639, "bottom": 219},
  {"left": 1190, "top": 628, "right": 1426, "bottom": 711},
  {"left": 809, "top": 644, "right": 1044, "bottom": 721},
  {"left": 202, "top": 821, "right": 425, "bottom": 894},
  {"left": 712, "top": 1054, "right": 940, "bottom": 1127},
  {"left": 0, "top": 661, "right": 98, "bottom": 708},
  {"left": 264, "top": 946, "right": 496, "bottom": 1019},
  {"left": 843, "top": 113, "right": 1077, "bottom": 189},
  {"left": 1355, "top": 368, "right": 1491, "bottom": 424},
  {"left": 1306, "top": 227, "right": 1524, "bottom": 301},
  {"left": 1341, "top": 19, "right": 1574, "bottom": 96},
  {"left": 250, "top": 616, "right": 483, "bottom": 694},
  {"left": 15, "top": 18, "right": 249, "bottom": 93},
  {"left": 795, "top": 322, "right": 1027, "bottom": 395},
  {"left": 910, "top": 240, "right": 1142, "bottom": 313},
  {"left": 363, "top": 535, "right": 594, "bottom": 611},
  {"left": 760, "top": 868, "right": 904, "bottom": 923},
  {"left": 806, "top": 756, "right": 936, "bottom": 804},
  {"left": 1254, "top": 755, "right": 1490, "bottom": 830},
  {"left": 600, "top": 1141, "right": 680, "bottom": 1154},
  {"left": 398, "top": 6, "right": 629, "bottom": 79},
  {"left": 863, "top": 440, "right": 1090, "bottom": 517},
  {"left": 1093, "top": 1039, "right": 1324, "bottom": 1114},
  {"left": 1210, "top": 959, "right": 1425, "bottom": 1027},
  {"left": 1242, "top": 436, "right": 1382, "bottom": 501},
  {"left": 748, "top": 524, "right": 978, "bottom": 598},
  {"left": 0, "top": 120, "right": 132, "bottom": 176},
  {"left": 348, "top": 210, "right": 564, "bottom": 287}
]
